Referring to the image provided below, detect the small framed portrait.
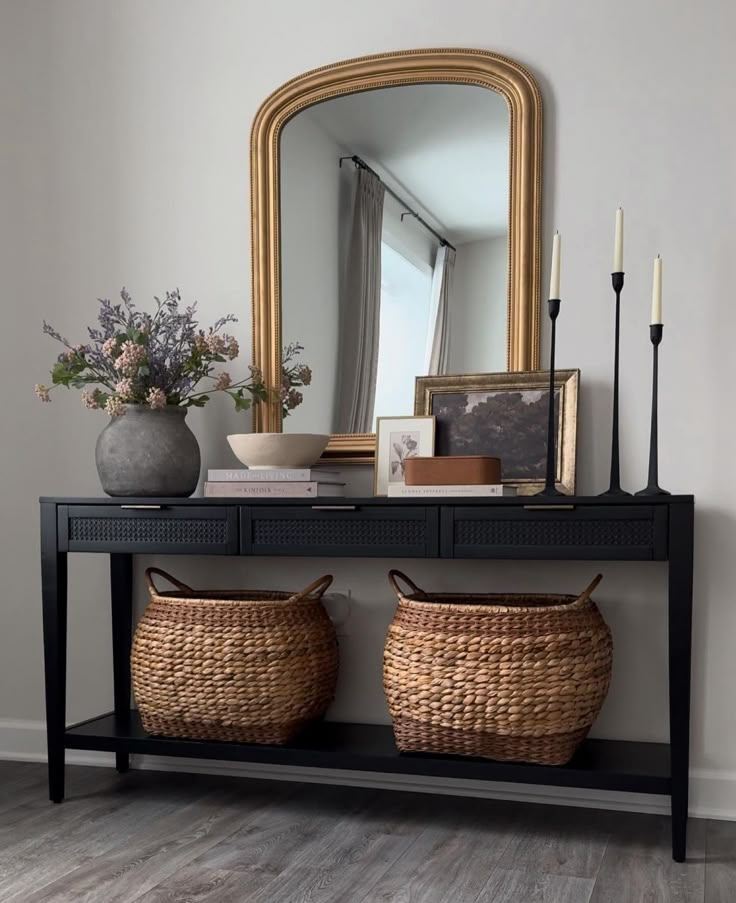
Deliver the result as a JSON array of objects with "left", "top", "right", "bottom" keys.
[
  {"left": 415, "top": 370, "right": 579, "bottom": 494},
  {"left": 374, "top": 416, "right": 436, "bottom": 496}
]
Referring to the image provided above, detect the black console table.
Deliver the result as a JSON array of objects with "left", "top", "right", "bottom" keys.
[{"left": 39, "top": 494, "right": 694, "bottom": 861}]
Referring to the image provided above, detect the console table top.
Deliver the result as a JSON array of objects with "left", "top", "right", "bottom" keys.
[{"left": 41, "top": 494, "right": 694, "bottom": 506}]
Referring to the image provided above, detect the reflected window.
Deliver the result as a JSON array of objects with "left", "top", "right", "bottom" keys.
[{"left": 373, "top": 241, "right": 432, "bottom": 428}]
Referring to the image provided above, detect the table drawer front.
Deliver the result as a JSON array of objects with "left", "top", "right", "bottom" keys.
[
  {"left": 242, "top": 506, "right": 439, "bottom": 557},
  {"left": 61, "top": 506, "right": 238, "bottom": 554},
  {"left": 444, "top": 505, "right": 666, "bottom": 560}
]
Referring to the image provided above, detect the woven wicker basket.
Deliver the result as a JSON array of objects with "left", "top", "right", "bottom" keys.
[
  {"left": 131, "top": 568, "right": 339, "bottom": 745},
  {"left": 384, "top": 570, "right": 612, "bottom": 766}
]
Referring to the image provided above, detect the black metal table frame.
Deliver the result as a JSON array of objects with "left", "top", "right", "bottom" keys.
[{"left": 39, "top": 495, "right": 694, "bottom": 861}]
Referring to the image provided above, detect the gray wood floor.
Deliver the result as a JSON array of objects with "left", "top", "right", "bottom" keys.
[{"left": 0, "top": 760, "right": 733, "bottom": 903}]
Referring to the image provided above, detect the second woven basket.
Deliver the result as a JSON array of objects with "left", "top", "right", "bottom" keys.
[{"left": 384, "top": 570, "right": 613, "bottom": 766}]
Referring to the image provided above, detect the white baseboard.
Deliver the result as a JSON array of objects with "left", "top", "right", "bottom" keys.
[{"left": 2, "top": 718, "right": 733, "bottom": 820}]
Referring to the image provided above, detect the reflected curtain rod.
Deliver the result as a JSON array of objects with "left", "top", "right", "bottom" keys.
[{"left": 339, "top": 154, "right": 456, "bottom": 253}]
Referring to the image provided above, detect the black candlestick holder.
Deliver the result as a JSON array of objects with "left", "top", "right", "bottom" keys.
[
  {"left": 636, "top": 323, "right": 670, "bottom": 496},
  {"left": 536, "top": 298, "right": 564, "bottom": 496},
  {"left": 600, "top": 272, "right": 632, "bottom": 496}
]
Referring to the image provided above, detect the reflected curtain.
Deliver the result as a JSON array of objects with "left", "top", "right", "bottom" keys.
[
  {"left": 334, "top": 168, "right": 386, "bottom": 434},
  {"left": 425, "top": 244, "right": 456, "bottom": 376}
]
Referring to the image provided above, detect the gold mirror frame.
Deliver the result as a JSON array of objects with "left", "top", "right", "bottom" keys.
[{"left": 251, "top": 48, "right": 542, "bottom": 463}]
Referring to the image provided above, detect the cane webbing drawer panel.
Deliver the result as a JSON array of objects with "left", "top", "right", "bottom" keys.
[
  {"left": 54, "top": 498, "right": 670, "bottom": 560},
  {"left": 443, "top": 505, "right": 667, "bottom": 560},
  {"left": 61, "top": 506, "right": 238, "bottom": 554},
  {"left": 242, "top": 506, "right": 439, "bottom": 557}
]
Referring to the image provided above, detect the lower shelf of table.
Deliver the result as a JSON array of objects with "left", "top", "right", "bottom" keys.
[{"left": 64, "top": 711, "right": 672, "bottom": 796}]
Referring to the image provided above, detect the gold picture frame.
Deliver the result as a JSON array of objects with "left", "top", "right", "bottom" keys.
[
  {"left": 250, "top": 48, "right": 543, "bottom": 463},
  {"left": 415, "top": 370, "right": 579, "bottom": 495}
]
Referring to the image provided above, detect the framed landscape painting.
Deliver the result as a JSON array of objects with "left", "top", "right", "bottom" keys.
[{"left": 414, "top": 370, "right": 579, "bottom": 494}]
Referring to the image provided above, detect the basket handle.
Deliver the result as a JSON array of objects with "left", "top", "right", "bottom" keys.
[
  {"left": 295, "top": 574, "right": 334, "bottom": 601},
  {"left": 145, "top": 567, "right": 195, "bottom": 597},
  {"left": 578, "top": 573, "right": 603, "bottom": 604},
  {"left": 388, "top": 569, "right": 424, "bottom": 598}
]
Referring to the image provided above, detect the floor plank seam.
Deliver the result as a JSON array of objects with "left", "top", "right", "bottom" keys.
[
  {"left": 357, "top": 821, "right": 442, "bottom": 903},
  {"left": 587, "top": 827, "right": 612, "bottom": 901},
  {"left": 468, "top": 825, "right": 519, "bottom": 903}
]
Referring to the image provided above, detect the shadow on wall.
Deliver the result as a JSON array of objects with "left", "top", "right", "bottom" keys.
[
  {"left": 689, "top": 505, "right": 734, "bottom": 771},
  {"left": 574, "top": 373, "right": 613, "bottom": 495}
]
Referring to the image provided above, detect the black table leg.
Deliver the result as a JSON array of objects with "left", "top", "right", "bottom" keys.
[
  {"left": 110, "top": 554, "right": 133, "bottom": 773},
  {"left": 668, "top": 502, "right": 694, "bottom": 862},
  {"left": 41, "top": 503, "right": 67, "bottom": 803}
]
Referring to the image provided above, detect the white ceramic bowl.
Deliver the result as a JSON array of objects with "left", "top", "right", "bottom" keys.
[{"left": 226, "top": 433, "right": 330, "bottom": 469}]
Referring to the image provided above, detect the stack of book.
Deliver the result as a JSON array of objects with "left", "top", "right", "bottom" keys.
[
  {"left": 204, "top": 468, "right": 346, "bottom": 498},
  {"left": 387, "top": 483, "right": 517, "bottom": 498}
]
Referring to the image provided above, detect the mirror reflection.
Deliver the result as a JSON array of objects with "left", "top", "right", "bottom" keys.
[{"left": 279, "top": 83, "right": 510, "bottom": 435}]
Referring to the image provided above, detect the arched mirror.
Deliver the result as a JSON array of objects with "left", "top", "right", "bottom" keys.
[{"left": 251, "top": 49, "right": 542, "bottom": 462}]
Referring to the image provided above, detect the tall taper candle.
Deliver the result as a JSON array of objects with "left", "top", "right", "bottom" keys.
[
  {"left": 549, "top": 231, "right": 561, "bottom": 298},
  {"left": 614, "top": 208, "right": 624, "bottom": 272},
  {"left": 651, "top": 255, "right": 663, "bottom": 324}
]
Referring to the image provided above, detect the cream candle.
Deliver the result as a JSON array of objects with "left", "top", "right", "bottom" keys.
[
  {"left": 651, "top": 255, "right": 663, "bottom": 324},
  {"left": 549, "top": 231, "right": 561, "bottom": 299},
  {"left": 613, "top": 208, "right": 624, "bottom": 272}
]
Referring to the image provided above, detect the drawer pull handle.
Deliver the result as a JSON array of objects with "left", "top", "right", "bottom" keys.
[
  {"left": 311, "top": 505, "right": 358, "bottom": 511},
  {"left": 120, "top": 505, "right": 164, "bottom": 510},
  {"left": 523, "top": 504, "right": 576, "bottom": 511}
]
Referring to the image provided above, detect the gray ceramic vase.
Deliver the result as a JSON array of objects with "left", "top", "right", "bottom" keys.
[{"left": 95, "top": 405, "right": 201, "bottom": 497}]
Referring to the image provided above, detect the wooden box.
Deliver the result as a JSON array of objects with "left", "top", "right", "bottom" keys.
[{"left": 404, "top": 456, "right": 502, "bottom": 486}]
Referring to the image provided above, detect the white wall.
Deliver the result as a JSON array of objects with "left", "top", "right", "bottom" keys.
[
  {"left": 279, "top": 112, "right": 350, "bottom": 433},
  {"left": 2, "top": 0, "right": 736, "bottom": 816},
  {"left": 450, "top": 235, "right": 508, "bottom": 373}
]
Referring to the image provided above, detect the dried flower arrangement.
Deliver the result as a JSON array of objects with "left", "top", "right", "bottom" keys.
[
  {"left": 35, "top": 289, "right": 310, "bottom": 418},
  {"left": 279, "top": 341, "right": 312, "bottom": 413}
]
